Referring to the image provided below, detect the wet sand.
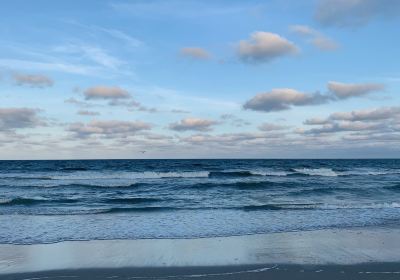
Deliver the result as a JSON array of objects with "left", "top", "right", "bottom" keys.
[
  {"left": 3, "top": 264, "right": 400, "bottom": 280},
  {"left": 1, "top": 227, "right": 400, "bottom": 279}
]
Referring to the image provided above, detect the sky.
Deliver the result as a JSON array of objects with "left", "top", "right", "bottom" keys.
[{"left": 0, "top": 0, "right": 400, "bottom": 159}]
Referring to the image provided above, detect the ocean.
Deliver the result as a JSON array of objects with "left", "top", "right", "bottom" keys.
[{"left": 1, "top": 159, "right": 399, "bottom": 245}]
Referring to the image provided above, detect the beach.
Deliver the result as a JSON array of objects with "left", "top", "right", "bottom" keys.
[
  {"left": 1, "top": 226, "right": 400, "bottom": 279},
  {"left": 1, "top": 159, "right": 400, "bottom": 279}
]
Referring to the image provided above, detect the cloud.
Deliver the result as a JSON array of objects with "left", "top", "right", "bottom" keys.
[
  {"left": 315, "top": 0, "right": 400, "bottom": 27},
  {"left": 237, "top": 31, "right": 298, "bottom": 63},
  {"left": 65, "top": 97, "right": 97, "bottom": 108},
  {"left": 0, "top": 58, "right": 100, "bottom": 76},
  {"left": 180, "top": 47, "right": 211, "bottom": 60},
  {"left": 77, "top": 110, "right": 100, "bottom": 116},
  {"left": 220, "top": 114, "right": 250, "bottom": 127},
  {"left": 169, "top": 118, "right": 218, "bottom": 131},
  {"left": 328, "top": 81, "right": 384, "bottom": 99},
  {"left": 258, "top": 122, "right": 289, "bottom": 131},
  {"left": 327, "top": 106, "right": 400, "bottom": 122},
  {"left": 68, "top": 120, "right": 152, "bottom": 138},
  {"left": 83, "top": 86, "right": 130, "bottom": 100},
  {"left": 0, "top": 108, "right": 44, "bottom": 130},
  {"left": 243, "top": 88, "right": 330, "bottom": 112},
  {"left": 303, "top": 121, "right": 384, "bottom": 134},
  {"left": 110, "top": 1, "right": 263, "bottom": 18},
  {"left": 302, "top": 106, "right": 400, "bottom": 135},
  {"left": 54, "top": 44, "right": 124, "bottom": 69},
  {"left": 289, "top": 25, "right": 338, "bottom": 51},
  {"left": 171, "top": 109, "right": 191, "bottom": 114},
  {"left": 12, "top": 73, "right": 53, "bottom": 88}
]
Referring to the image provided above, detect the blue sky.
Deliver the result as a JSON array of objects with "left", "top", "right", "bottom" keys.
[{"left": 0, "top": 0, "right": 399, "bottom": 159}]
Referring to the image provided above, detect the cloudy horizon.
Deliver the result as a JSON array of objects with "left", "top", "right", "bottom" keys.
[{"left": 0, "top": 0, "right": 399, "bottom": 159}]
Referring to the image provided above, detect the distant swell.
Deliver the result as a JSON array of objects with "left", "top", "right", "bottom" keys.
[
  {"left": 0, "top": 197, "right": 79, "bottom": 206},
  {"left": 60, "top": 167, "right": 88, "bottom": 171},
  {"left": 103, "top": 206, "right": 177, "bottom": 213},
  {"left": 103, "top": 197, "right": 162, "bottom": 204},
  {"left": 0, "top": 176, "right": 53, "bottom": 180}
]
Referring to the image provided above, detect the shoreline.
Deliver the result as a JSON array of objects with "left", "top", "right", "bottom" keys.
[
  {"left": 3, "top": 263, "right": 400, "bottom": 280},
  {"left": 1, "top": 226, "right": 400, "bottom": 278}
]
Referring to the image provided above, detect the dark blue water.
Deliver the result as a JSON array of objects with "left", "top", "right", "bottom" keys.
[{"left": 1, "top": 159, "right": 400, "bottom": 244}]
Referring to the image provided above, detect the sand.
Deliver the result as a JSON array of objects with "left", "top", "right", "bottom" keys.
[{"left": 1, "top": 226, "right": 400, "bottom": 279}]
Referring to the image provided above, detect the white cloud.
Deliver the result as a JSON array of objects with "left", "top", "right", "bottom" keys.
[
  {"left": 0, "top": 108, "right": 45, "bottom": 130},
  {"left": 54, "top": 44, "right": 124, "bottom": 69},
  {"left": 169, "top": 118, "right": 218, "bottom": 131},
  {"left": 258, "top": 122, "right": 289, "bottom": 131},
  {"left": 83, "top": 86, "right": 130, "bottom": 100},
  {"left": 77, "top": 110, "right": 100, "bottom": 116},
  {"left": 302, "top": 106, "right": 400, "bottom": 135},
  {"left": 243, "top": 88, "right": 329, "bottom": 112},
  {"left": 180, "top": 47, "right": 211, "bottom": 60},
  {"left": 328, "top": 81, "right": 384, "bottom": 99},
  {"left": 12, "top": 73, "right": 53, "bottom": 88},
  {"left": 290, "top": 25, "right": 338, "bottom": 51},
  {"left": 237, "top": 31, "right": 298, "bottom": 63},
  {"left": 68, "top": 120, "right": 152, "bottom": 138}
]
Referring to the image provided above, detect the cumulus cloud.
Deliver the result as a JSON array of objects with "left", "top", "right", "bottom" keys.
[
  {"left": 289, "top": 25, "right": 338, "bottom": 51},
  {"left": 83, "top": 86, "right": 130, "bottom": 100},
  {"left": 180, "top": 47, "right": 211, "bottom": 60},
  {"left": 12, "top": 73, "right": 53, "bottom": 88},
  {"left": 315, "top": 0, "right": 400, "bottom": 27},
  {"left": 243, "top": 88, "right": 330, "bottom": 112},
  {"left": 68, "top": 120, "right": 152, "bottom": 138},
  {"left": 0, "top": 108, "right": 44, "bottom": 130},
  {"left": 169, "top": 118, "right": 218, "bottom": 132},
  {"left": 237, "top": 31, "right": 298, "bottom": 63},
  {"left": 328, "top": 81, "right": 384, "bottom": 99}
]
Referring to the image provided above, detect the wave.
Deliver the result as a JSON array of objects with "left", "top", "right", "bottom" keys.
[
  {"left": 0, "top": 197, "right": 79, "bottom": 206},
  {"left": 102, "top": 206, "right": 177, "bottom": 213},
  {"left": 291, "top": 168, "right": 338, "bottom": 177},
  {"left": 242, "top": 203, "right": 318, "bottom": 211},
  {"left": 0, "top": 176, "right": 53, "bottom": 180},
  {"left": 384, "top": 183, "right": 400, "bottom": 191},
  {"left": 241, "top": 202, "right": 400, "bottom": 211},
  {"left": 187, "top": 181, "right": 282, "bottom": 190},
  {"left": 208, "top": 171, "right": 261, "bottom": 178},
  {"left": 287, "top": 187, "right": 336, "bottom": 196},
  {"left": 102, "top": 197, "right": 162, "bottom": 204},
  {"left": 60, "top": 167, "right": 88, "bottom": 171}
]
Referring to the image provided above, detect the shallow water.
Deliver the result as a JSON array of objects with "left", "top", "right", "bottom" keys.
[{"left": 1, "top": 159, "right": 399, "bottom": 244}]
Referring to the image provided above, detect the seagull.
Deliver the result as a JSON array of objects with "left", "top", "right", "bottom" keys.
[{"left": 140, "top": 151, "right": 146, "bottom": 154}]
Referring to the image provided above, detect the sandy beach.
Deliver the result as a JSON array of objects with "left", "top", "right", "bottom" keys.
[{"left": 1, "top": 226, "right": 400, "bottom": 279}]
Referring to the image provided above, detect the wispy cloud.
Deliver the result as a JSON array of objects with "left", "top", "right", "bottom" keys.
[
  {"left": 110, "top": 0, "right": 264, "bottom": 18},
  {"left": 180, "top": 47, "right": 211, "bottom": 60},
  {"left": 315, "top": 0, "right": 400, "bottom": 27},
  {"left": 290, "top": 25, "right": 338, "bottom": 51}
]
